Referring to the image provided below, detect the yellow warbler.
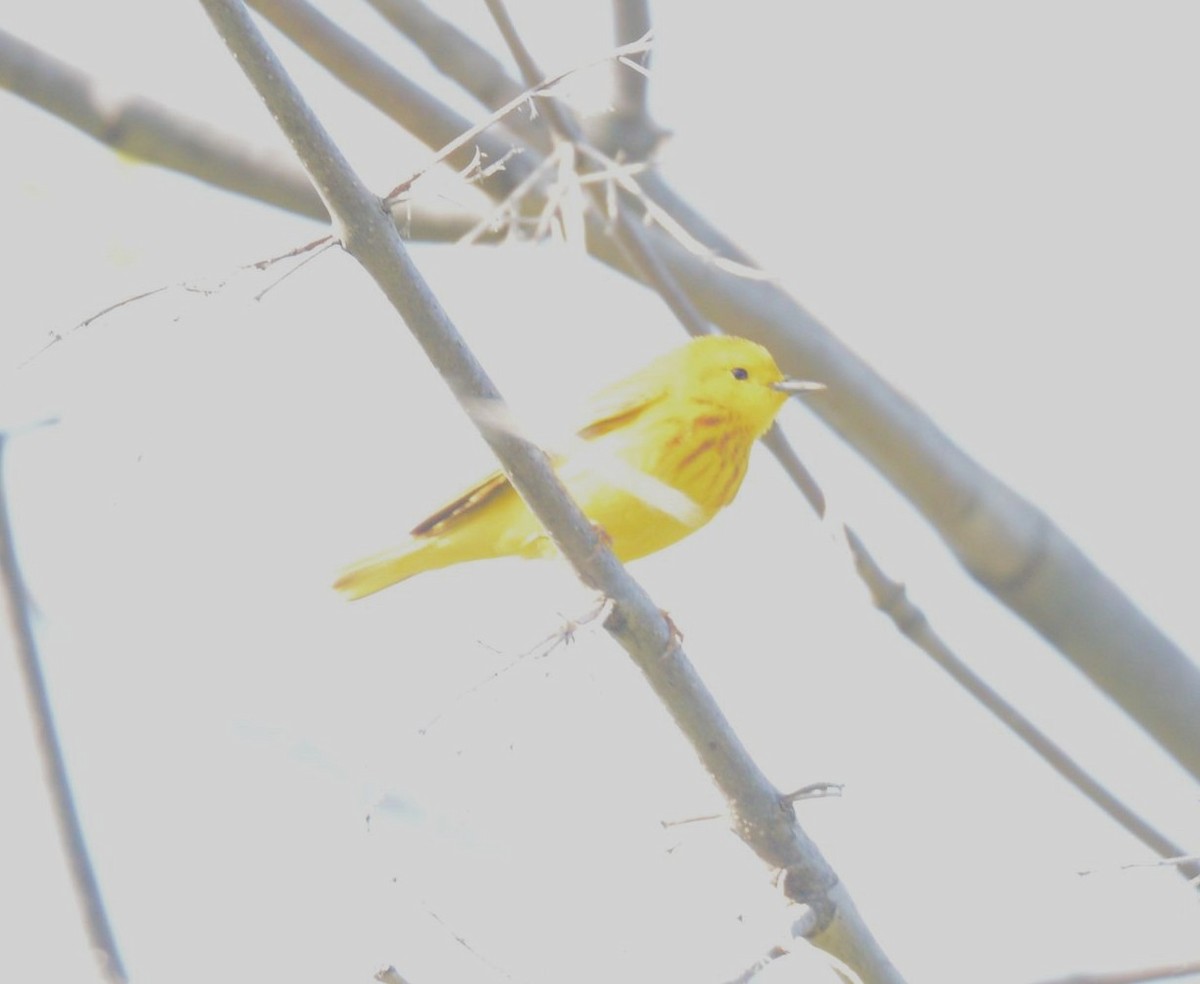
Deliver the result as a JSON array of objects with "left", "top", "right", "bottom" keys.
[{"left": 334, "top": 335, "right": 813, "bottom": 599}]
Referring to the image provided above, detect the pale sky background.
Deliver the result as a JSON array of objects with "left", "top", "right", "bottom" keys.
[{"left": 2, "top": 3, "right": 1199, "bottom": 983}]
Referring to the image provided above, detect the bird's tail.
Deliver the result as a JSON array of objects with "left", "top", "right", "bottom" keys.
[{"left": 332, "top": 540, "right": 441, "bottom": 600}]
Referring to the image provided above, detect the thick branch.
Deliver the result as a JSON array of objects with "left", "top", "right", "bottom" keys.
[
  {"left": 0, "top": 28, "right": 492, "bottom": 242},
  {"left": 0, "top": 26, "right": 321, "bottom": 218}
]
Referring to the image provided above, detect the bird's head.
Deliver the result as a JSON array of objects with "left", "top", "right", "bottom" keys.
[{"left": 675, "top": 335, "right": 822, "bottom": 436}]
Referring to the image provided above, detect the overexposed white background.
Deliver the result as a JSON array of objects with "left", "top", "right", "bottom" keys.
[{"left": 2, "top": 3, "right": 1198, "bottom": 982}]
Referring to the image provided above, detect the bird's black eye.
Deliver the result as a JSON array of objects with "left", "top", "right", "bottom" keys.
[{"left": 731, "top": 366, "right": 749, "bottom": 380}]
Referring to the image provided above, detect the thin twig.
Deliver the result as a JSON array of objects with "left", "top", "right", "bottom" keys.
[
  {"left": 19, "top": 240, "right": 335, "bottom": 367},
  {"left": 575, "top": 143, "right": 774, "bottom": 280},
  {"left": 17, "top": 285, "right": 171, "bottom": 368},
  {"left": 418, "top": 600, "right": 609, "bottom": 736},
  {"left": 380, "top": 34, "right": 653, "bottom": 205},
  {"left": 424, "top": 904, "right": 517, "bottom": 982},
  {"left": 249, "top": 236, "right": 337, "bottom": 300},
  {"left": 0, "top": 428, "right": 127, "bottom": 983},
  {"left": 662, "top": 784, "right": 842, "bottom": 829},
  {"left": 784, "top": 782, "right": 845, "bottom": 804},
  {"left": 453, "top": 146, "right": 561, "bottom": 246},
  {"left": 1029, "top": 960, "right": 1200, "bottom": 984},
  {"left": 840, "top": 524, "right": 1200, "bottom": 888},
  {"left": 1079, "top": 853, "right": 1200, "bottom": 880}
]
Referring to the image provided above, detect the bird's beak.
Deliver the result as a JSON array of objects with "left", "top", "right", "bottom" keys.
[{"left": 772, "top": 378, "right": 825, "bottom": 395}]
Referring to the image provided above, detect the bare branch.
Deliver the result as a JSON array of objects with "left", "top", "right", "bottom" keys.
[
  {"left": 0, "top": 429, "right": 127, "bottom": 984},
  {"left": 576, "top": 144, "right": 773, "bottom": 280},
  {"left": 369, "top": 0, "right": 665, "bottom": 161},
  {"left": 1030, "top": 960, "right": 1200, "bottom": 984},
  {"left": 365, "top": 0, "right": 550, "bottom": 152},
  {"left": 841, "top": 525, "right": 1200, "bottom": 889},
  {"left": 454, "top": 149, "right": 560, "bottom": 247},
  {"left": 0, "top": 28, "right": 492, "bottom": 243},
  {"left": 423, "top": 903, "right": 517, "bottom": 982},
  {"left": 0, "top": 26, "right": 321, "bottom": 217},
  {"left": 244, "top": 0, "right": 535, "bottom": 197},
  {"left": 611, "top": 0, "right": 652, "bottom": 117},
  {"left": 376, "top": 31, "right": 655, "bottom": 206}
]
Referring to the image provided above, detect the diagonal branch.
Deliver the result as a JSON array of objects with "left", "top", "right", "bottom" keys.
[
  {"left": 0, "top": 27, "right": 492, "bottom": 242},
  {"left": 244, "top": 0, "right": 536, "bottom": 198},
  {"left": 1030, "top": 959, "right": 1200, "bottom": 984},
  {"left": 0, "top": 428, "right": 128, "bottom": 984},
  {"left": 0, "top": 26, "right": 321, "bottom": 218},
  {"left": 197, "top": 2, "right": 904, "bottom": 981},
  {"left": 364, "top": 0, "right": 551, "bottom": 153},
  {"left": 842, "top": 526, "right": 1200, "bottom": 889}
]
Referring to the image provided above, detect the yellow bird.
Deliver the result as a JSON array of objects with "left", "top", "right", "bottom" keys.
[{"left": 334, "top": 335, "right": 814, "bottom": 599}]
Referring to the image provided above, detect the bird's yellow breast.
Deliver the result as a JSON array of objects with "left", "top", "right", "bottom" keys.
[{"left": 546, "top": 398, "right": 757, "bottom": 562}]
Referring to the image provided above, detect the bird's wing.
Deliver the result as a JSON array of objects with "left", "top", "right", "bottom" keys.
[
  {"left": 409, "top": 374, "right": 671, "bottom": 539},
  {"left": 409, "top": 469, "right": 514, "bottom": 538},
  {"left": 575, "top": 371, "right": 670, "bottom": 441}
]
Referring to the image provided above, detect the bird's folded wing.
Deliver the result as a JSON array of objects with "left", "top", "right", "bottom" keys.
[
  {"left": 410, "top": 373, "right": 671, "bottom": 539},
  {"left": 409, "top": 470, "right": 514, "bottom": 538},
  {"left": 575, "top": 372, "right": 669, "bottom": 441}
]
